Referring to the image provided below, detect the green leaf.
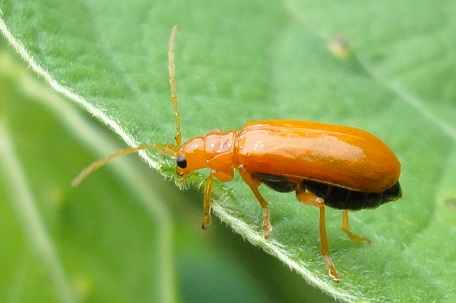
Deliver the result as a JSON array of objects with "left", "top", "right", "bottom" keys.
[{"left": 1, "top": 0, "right": 456, "bottom": 302}]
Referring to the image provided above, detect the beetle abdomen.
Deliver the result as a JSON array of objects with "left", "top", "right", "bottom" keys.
[
  {"left": 303, "top": 180, "right": 402, "bottom": 210},
  {"left": 253, "top": 173, "right": 401, "bottom": 210}
]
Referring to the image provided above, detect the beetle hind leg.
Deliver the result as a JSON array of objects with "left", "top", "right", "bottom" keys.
[
  {"left": 341, "top": 210, "right": 371, "bottom": 244},
  {"left": 296, "top": 188, "right": 340, "bottom": 283}
]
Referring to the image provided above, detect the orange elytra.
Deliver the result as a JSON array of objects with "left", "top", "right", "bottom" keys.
[{"left": 73, "top": 26, "right": 402, "bottom": 282}]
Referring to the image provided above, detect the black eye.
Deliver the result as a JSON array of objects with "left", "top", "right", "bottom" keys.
[{"left": 176, "top": 156, "right": 187, "bottom": 168}]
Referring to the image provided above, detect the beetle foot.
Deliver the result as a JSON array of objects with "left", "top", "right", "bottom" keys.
[
  {"left": 201, "top": 216, "right": 211, "bottom": 230},
  {"left": 324, "top": 255, "right": 340, "bottom": 283},
  {"left": 262, "top": 221, "right": 272, "bottom": 238},
  {"left": 342, "top": 229, "right": 371, "bottom": 244},
  {"left": 261, "top": 208, "right": 272, "bottom": 238}
]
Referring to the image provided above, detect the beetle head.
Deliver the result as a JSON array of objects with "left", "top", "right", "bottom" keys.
[{"left": 175, "top": 137, "right": 208, "bottom": 176}]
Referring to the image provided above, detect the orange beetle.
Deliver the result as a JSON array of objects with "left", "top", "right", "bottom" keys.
[{"left": 74, "top": 27, "right": 401, "bottom": 282}]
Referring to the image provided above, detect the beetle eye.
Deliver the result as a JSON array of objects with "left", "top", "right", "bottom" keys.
[{"left": 176, "top": 156, "right": 187, "bottom": 168}]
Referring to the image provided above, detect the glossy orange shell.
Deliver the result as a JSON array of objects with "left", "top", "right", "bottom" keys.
[{"left": 234, "top": 120, "right": 401, "bottom": 193}]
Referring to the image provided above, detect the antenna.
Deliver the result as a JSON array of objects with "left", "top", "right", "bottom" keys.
[
  {"left": 169, "top": 26, "right": 182, "bottom": 148},
  {"left": 72, "top": 26, "right": 180, "bottom": 186},
  {"left": 71, "top": 144, "right": 173, "bottom": 187}
]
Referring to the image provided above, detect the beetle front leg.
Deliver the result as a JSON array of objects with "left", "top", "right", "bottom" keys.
[
  {"left": 237, "top": 166, "right": 272, "bottom": 238},
  {"left": 201, "top": 172, "right": 215, "bottom": 230},
  {"left": 341, "top": 210, "right": 371, "bottom": 244},
  {"left": 296, "top": 188, "right": 340, "bottom": 283}
]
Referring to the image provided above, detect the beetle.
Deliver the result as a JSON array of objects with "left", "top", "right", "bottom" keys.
[{"left": 73, "top": 26, "right": 402, "bottom": 282}]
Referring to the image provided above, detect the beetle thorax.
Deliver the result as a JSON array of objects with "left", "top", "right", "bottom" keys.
[{"left": 176, "top": 130, "right": 237, "bottom": 182}]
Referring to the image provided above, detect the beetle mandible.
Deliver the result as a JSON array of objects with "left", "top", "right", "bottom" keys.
[{"left": 73, "top": 26, "right": 402, "bottom": 282}]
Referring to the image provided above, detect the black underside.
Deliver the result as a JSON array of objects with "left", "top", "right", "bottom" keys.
[{"left": 252, "top": 172, "right": 402, "bottom": 210}]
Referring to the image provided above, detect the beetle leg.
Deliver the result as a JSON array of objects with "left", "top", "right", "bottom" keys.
[
  {"left": 341, "top": 210, "right": 371, "bottom": 244},
  {"left": 202, "top": 171, "right": 215, "bottom": 230},
  {"left": 237, "top": 166, "right": 272, "bottom": 238},
  {"left": 296, "top": 188, "right": 340, "bottom": 283}
]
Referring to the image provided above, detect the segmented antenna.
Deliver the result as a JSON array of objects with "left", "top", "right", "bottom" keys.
[
  {"left": 72, "top": 144, "right": 174, "bottom": 187},
  {"left": 169, "top": 26, "right": 182, "bottom": 148}
]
